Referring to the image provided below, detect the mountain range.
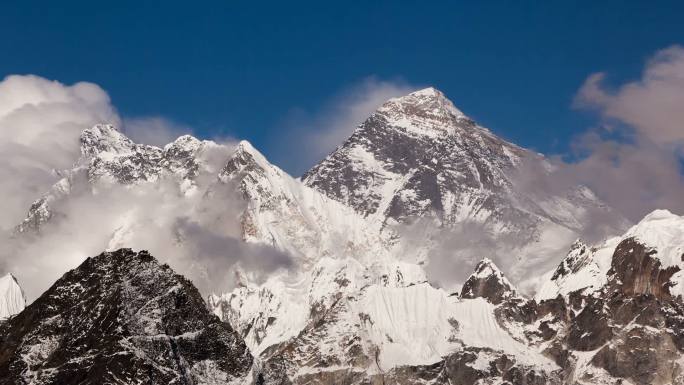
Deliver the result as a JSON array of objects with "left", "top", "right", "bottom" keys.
[{"left": 0, "top": 88, "right": 682, "bottom": 384}]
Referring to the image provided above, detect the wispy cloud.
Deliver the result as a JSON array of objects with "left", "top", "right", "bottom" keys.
[
  {"left": 566, "top": 45, "right": 684, "bottom": 221},
  {"left": 272, "top": 77, "right": 418, "bottom": 175}
]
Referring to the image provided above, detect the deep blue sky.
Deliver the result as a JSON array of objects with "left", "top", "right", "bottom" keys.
[{"left": 2, "top": 1, "right": 683, "bottom": 174}]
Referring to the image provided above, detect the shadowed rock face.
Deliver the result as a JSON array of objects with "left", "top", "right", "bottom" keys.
[
  {"left": 0, "top": 249, "right": 252, "bottom": 385},
  {"left": 460, "top": 259, "right": 517, "bottom": 304},
  {"left": 607, "top": 237, "right": 682, "bottom": 299}
]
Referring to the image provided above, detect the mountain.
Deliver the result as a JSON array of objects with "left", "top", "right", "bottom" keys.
[
  {"left": 7, "top": 87, "right": 672, "bottom": 384},
  {"left": 249, "top": 210, "right": 684, "bottom": 385},
  {"left": 4, "top": 208, "right": 684, "bottom": 385},
  {"left": 15, "top": 124, "right": 231, "bottom": 234},
  {"left": 303, "top": 87, "right": 627, "bottom": 280},
  {"left": 0, "top": 248, "right": 252, "bottom": 384},
  {"left": 530, "top": 209, "right": 684, "bottom": 384},
  {"left": 0, "top": 274, "right": 25, "bottom": 320},
  {"left": 460, "top": 258, "right": 520, "bottom": 304},
  {"left": 15, "top": 124, "right": 390, "bottom": 266}
]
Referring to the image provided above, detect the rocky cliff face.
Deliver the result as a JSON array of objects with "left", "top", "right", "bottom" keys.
[
  {"left": 0, "top": 248, "right": 252, "bottom": 385},
  {"left": 532, "top": 210, "right": 684, "bottom": 385},
  {"left": 460, "top": 258, "right": 519, "bottom": 304}
]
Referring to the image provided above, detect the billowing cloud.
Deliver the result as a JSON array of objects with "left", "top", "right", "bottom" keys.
[
  {"left": 273, "top": 77, "right": 418, "bottom": 174},
  {"left": 0, "top": 75, "right": 291, "bottom": 299},
  {"left": 0, "top": 75, "right": 119, "bottom": 230},
  {"left": 567, "top": 45, "right": 684, "bottom": 221},
  {"left": 575, "top": 46, "right": 684, "bottom": 145},
  {"left": 0, "top": 159, "right": 294, "bottom": 300}
]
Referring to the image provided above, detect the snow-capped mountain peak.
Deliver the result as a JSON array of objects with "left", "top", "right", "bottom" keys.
[
  {"left": 378, "top": 87, "right": 468, "bottom": 136},
  {"left": 303, "top": 87, "right": 626, "bottom": 281},
  {"left": 79, "top": 123, "right": 136, "bottom": 158},
  {"left": 162, "top": 134, "right": 202, "bottom": 155},
  {"left": 220, "top": 139, "right": 272, "bottom": 177},
  {"left": 0, "top": 273, "right": 26, "bottom": 320}
]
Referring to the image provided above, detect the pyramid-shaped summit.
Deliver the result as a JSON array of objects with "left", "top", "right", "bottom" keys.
[{"left": 460, "top": 258, "right": 518, "bottom": 304}]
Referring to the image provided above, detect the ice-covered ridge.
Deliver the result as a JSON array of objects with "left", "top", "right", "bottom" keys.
[
  {"left": 0, "top": 273, "right": 26, "bottom": 319},
  {"left": 535, "top": 236, "right": 620, "bottom": 301}
]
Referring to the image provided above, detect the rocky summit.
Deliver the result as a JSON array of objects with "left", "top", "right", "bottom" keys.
[{"left": 0, "top": 249, "right": 252, "bottom": 385}]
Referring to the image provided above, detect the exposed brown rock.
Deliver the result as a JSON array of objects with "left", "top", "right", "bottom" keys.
[{"left": 607, "top": 238, "right": 681, "bottom": 299}]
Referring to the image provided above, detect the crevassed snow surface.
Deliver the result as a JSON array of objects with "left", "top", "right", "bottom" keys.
[{"left": 0, "top": 273, "right": 26, "bottom": 319}]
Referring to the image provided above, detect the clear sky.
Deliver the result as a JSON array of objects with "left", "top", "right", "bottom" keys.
[{"left": 2, "top": 1, "right": 683, "bottom": 174}]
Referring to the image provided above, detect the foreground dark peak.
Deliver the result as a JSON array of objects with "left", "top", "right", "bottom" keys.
[{"left": 0, "top": 249, "right": 252, "bottom": 385}]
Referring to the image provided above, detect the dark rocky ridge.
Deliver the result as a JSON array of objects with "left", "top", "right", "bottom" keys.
[
  {"left": 0, "top": 249, "right": 252, "bottom": 385},
  {"left": 460, "top": 258, "right": 518, "bottom": 304}
]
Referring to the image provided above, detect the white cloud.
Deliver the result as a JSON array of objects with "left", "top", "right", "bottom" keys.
[
  {"left": 575, "top": 46, "right": 684, "bottom": 145},
  {"left": 0, "top": 74, "right": 286, "bottom": 299},
  {"left": 0, "top": 75, "right": 119, "bottom": 230},
  {"left": 274, "top": 77, "right": 418, "bottom": 174},
  {"left": 0, "top": 177, "right": 293, "bottom": 300},
  {"left": 566, "top": 45, "right": 684, "bottom": 221}
]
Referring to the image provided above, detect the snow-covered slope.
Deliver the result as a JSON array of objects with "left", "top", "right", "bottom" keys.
[
  {"left": 252, "top": 258, "right": 562, "bottom": 384},
  {"left": 215, "top": 139, "right": 394, "bottom": 268},
  {"left": 0, "top": 274, "right": 25, "bottom": 320}
]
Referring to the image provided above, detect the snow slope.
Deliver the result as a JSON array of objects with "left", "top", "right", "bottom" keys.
[{"left": 0, "top": 274, "right": 25, "bottom": 320}]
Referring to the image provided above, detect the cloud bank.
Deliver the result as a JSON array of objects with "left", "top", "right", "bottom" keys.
[
  {"left": 0, "top": 75, "right": 292, "bottom": 299},
  {"left": 567, "top": 45, "right": 684, "bottom": 221},
  {"left": 0, "top": 75, "right": 119, "bottom": 230}
]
